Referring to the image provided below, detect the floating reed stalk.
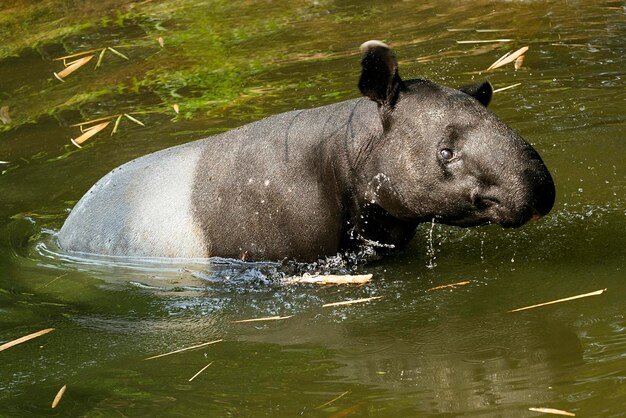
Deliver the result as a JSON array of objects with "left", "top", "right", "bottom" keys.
[
  {"left": 493, "top": 83, "right": 522, "bottom": 93},
  {"left": 144, "top": 339, "right": 223, "bottom": 360},
  {"left": 509, "top": 288, "right": 607, "bottom": 313},
  {"left": 322, "top": 296, "right": 383, "bottom": 308},
  {"left": 51, "top": 385, "right": 66, "bottom": 408},
  {"left": 0, "top": 328, "right": 55, "bottom": 352},
  {"left": 188, "top": 361, "right": 213, "bottom": 382},
  {"left": 233, "top": 316, "right": 293, "bottom": 323}
]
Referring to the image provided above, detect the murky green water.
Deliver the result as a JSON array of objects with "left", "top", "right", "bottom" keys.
[{"left": 1, "top": 1, "right": 625, "bottom": 416}]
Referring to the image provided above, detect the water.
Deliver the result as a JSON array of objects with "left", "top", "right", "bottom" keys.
[{"left": 1, "top": 0, "right": 625, "bottom": 416}]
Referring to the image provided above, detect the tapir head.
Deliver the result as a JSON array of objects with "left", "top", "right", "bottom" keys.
[{"left": 358, "top": 40, "right": 555, "bottom": 228}]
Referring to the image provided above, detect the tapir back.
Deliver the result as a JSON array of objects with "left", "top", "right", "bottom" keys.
[{"left": 57, "top": 140, "right": 208, "bottom": 258}]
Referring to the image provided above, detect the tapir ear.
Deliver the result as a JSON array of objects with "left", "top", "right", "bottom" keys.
[
  {"left": 358, "top": 40, "right": 404, "bottom": 109},
  {"left": 459, "top": 81, "right": 493, "bottom": 107}
]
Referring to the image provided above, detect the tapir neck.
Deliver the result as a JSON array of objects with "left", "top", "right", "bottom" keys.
[{"left": 322, "top": 98, "right": 419, "bottom": 250}]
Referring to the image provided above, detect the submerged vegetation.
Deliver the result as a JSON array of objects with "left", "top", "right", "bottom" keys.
[{"left": 0, "top": 0, "right": 340, "bottom": 143}]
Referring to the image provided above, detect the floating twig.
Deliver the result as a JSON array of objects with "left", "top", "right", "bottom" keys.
[
  {"left": 493, "top": 83, "right": 522, "bottom": 93},
  {"left": 233, "top": 316, "right": 293, "bottom": 323},
  {"left": 456, "top": 39, "right": 512, "bottom": 44},
  {"left": 509, "top": 288, "right": 607, "bottom": 313},
  {"left": 144, "top": 339, "right": 223, "bottom": 360},
  {"left": 427, "top": 280, "right": 471, "bottom": 292},
  {"left": 529, "top": 407, "right": 575, "bottom": 416},
  {"left": 188, "top": 361, "right": 214, "bottom": 382},
  {"left": 51, "top": 385, "right": 67, "bottom": 408},
  {"left": 0, "top": 328, "right": 55, "bottom": 352},
  {"left": 486, "top": 46, "right": 529, "bottom": 71},
  {"left": 284, "top": 274, "right": 372, "bottom": 285},
  {"left": 322, "top": 296, "right": 383, "bottom": 308},
  {"left": 71, "top": 121, "right": 110, "bottom": 148},
  {"left": 316, "top": 391, "right": 350, "bottom": 409}
]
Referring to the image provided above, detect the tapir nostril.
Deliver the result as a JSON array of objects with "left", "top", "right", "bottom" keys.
[{"left": 473, "top": 195, "right": 500, "bottom": 210}]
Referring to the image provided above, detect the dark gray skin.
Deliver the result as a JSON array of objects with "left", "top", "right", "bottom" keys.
[{"left": 58, "top": 41, "right": 555, "bottom": 262}]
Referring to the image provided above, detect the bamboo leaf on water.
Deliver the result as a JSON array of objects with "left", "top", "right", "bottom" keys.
[
  {"left": 51, "top": 385, "right": 66, "bottom": 409},
  {"left": 107, "top": 47, "right": 129, "bottom": 60},
  {"left": 528, "top": 407, "right": 576, "bottom": 416},
  {"left": 54, "top": 55, "right": 94, "bottom": 81},
  {"left": 95, "top": 48, "right": 107, "bottom": 69},
  {"left": 124, "top": 113, "right": 145, "bottom": 126},
  {"left": 71, "top": 121, "right": 110, "bottom": 148},
  {"left": 111, "top": 115, "right": 123, "bottom": 136},
  {"left": 486, "top": 46, "right": 529, "bottom": 71}
]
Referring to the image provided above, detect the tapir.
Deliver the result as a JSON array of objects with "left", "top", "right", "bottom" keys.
[{"left": 58, "top": 40, "right": 556, "bottom": 262}]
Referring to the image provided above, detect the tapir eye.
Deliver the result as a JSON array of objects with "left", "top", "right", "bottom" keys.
[{"left": 440, "top": 148, "right": 454, "bottom": 160}]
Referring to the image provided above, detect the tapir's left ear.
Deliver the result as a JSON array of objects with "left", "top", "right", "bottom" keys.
[
  {"left": 459, "top": 81, "right": 493, "bottom": 107},
  {"left": 358, "top": 40, "right": 404, "bottom": 109}
]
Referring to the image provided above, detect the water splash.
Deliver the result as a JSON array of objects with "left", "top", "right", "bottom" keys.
[{"left": 426, "top": 218, "right": 437, "bottom": 269}]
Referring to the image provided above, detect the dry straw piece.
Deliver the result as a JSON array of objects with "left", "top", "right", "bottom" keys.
[
  {"left": 51, "top": 385, "right": 66, "bottom": 408},
  {"left": 0, "top": 328, "right": 55, "bottom": 352},
  {"left": 322, "top": 296, "right": 383, "bottom": 308},
  {"left": 284, "top": 274, "right": 372, "bottom": 285},
  {"left": 509, "top": 288, "right": 607, "bottom": 313},
  {"left": 144, "top": 339, "right": 223, "bottom": 360},
  {"left": 486, "top": 46, "right": 529, "bottom": 71},
  {"left": 71, "top": 121, "right": 110, "bottom": 148},
  {"left": 528, "top": 407, "right": 575, "bottom": 416},
  {"left": 233, "top": 316, "right": 293, "bottom": 323},
  {"left": 427, "top": 281, "right": 471, "bottom": 292}
]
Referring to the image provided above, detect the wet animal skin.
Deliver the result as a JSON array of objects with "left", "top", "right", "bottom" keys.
[{"left": 58, "top": 40, "right": 555, "bottom": 262}]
